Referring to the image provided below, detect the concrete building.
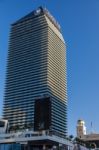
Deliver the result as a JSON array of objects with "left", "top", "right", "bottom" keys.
[
  {"left": 79, "top": 133, "right": 99, "bottom": 148},
  {"left": 76, "top": 120, "right": 99, "bottom": 148},
  {"left": 76, "top": 120, "right": 86, "bottom": 138},
  {"left": 3, "top": 6, "right": 67, "bottom": 146},
  {"left": 0, "top": 130, "right": 73, "bottom": 150},
  {"left": 0, "top": 119, "right": 9, "bottom": 134}
]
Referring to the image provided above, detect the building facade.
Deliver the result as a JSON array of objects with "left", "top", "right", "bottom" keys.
[
  {"left": 76, "top": 120, "right": 99, "bottom": 148},
  {"left": 77, "top": 120, "right": 86, "bottom": 138},
  {"left": 3, "top": 7, "right": 67, "bottom": 136}
]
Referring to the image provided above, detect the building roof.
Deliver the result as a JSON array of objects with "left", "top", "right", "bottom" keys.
[
  {"left": 83, "top": 133, "right": 99, "bottom": 141},
  {"left": 12, "top": 6, "right": 61, "bottom": 31}
]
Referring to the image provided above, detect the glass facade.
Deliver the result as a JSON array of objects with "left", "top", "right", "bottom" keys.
[
  {"left": 0, "top": 144, "right": 21, "bottom": 150},
  {"left": 3, "top": 7, "right": 67, "bottom": 136}
]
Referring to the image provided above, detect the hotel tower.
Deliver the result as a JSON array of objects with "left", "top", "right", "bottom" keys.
[{"left": 3, "top": 7, "right": 67, "bottom": 136}]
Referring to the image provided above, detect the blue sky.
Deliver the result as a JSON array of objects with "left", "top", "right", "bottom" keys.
[{"left": 0, "top": 0, "right": 99, "bottom": 135}]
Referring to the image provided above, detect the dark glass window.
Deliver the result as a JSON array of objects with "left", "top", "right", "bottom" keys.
[
  {"left": 0, "top": 121, "right": 5, "bottom": 127},
  {"left": 34, "top": 97, "right": 51, "bottom": 131}
]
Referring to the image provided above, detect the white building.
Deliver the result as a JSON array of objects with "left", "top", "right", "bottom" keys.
[{"left": 76, "top": 119, "right": 86, "bottom": 138}]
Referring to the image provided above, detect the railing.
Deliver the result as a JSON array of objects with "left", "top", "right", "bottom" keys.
[{"left": 0, "top": 130, "right": 68, "bottom": 141}]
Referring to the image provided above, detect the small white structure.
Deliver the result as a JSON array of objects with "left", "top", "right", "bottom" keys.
[
  {"left": 76, "top": 119, "right": 86, "bottom": 138},
  {"left": 0, "top": 119, "right": 9, "bottom": 134}
]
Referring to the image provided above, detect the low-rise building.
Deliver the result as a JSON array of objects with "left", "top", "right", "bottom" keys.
[{"left": 76, "top": 119, "right": 99, "bottom": 148}]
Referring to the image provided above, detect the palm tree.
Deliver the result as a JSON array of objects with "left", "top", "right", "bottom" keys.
[
  {"left": 12, "top": 125, "right": 19, "bottom": 132},
  {"left": 69, "top": 135, "right": 74, "bottom": 141}
]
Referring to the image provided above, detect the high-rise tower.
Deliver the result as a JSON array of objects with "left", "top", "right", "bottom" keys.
[{"left": 3, "top": 7, "right": 67, "bottom": 136}]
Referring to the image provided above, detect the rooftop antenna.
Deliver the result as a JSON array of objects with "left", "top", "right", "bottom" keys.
[{"left": 91, "top": 121, "right": 94, "bottom": 134}]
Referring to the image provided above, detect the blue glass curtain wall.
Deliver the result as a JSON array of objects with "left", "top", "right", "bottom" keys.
[{"left": 0, "top": 144, "right": 21, "bottom": 150}]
